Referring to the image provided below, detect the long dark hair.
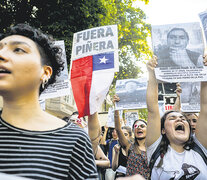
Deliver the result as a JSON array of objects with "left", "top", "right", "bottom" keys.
[
  {"left": 131, "top": 119, "right": 147, "bottom": 154},
  {"left": 157, "top": 110, "right": 194, "bottom": 167}
]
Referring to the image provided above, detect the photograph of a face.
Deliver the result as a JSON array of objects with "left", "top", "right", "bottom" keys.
[
  {"left": 115, "top": 78, "right": 147, "bottom": 110},
  {"left": 152, "top": 22, "right": 204, "bottom": 68}
]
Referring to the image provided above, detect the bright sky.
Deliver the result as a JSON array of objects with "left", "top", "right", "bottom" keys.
[
  {"left": 133, "top": 0, "right": 207, "bottom": 77},
  {"left": 135, "top": 0, "right": 207, "bottom": 25}
]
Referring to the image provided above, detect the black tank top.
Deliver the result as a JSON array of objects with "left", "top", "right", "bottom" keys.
[{"left": 118, "top": 147, "right": 127, "bottom": 167}]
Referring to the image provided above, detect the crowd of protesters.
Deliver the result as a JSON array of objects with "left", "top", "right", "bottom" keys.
[{"left": 0, "top": 23, "right": 205, "bottom": 180}]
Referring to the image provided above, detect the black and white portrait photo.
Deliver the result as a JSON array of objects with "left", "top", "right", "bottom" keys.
[
  {"left": 180, "top": 82, "right": 200, "bottom": 112},
  {"left": 115, "top": 78, "right": 147, "bottom": 110},
  {"left": 152, "top": 22, "right": 204, "bottom": 68},
  {"left": 125, "top": 111, "right": 139, "bottom": 127}
]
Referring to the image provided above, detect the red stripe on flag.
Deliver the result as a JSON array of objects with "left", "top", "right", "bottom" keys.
[{"left": 71, "top": 56, "right": 93, "bottom": 117}]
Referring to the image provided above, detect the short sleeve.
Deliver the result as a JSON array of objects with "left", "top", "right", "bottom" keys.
[{"left": 147, "top": 136, "right": 162, "bottom": 165}]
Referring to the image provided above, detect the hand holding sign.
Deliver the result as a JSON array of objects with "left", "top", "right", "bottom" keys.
[{"left": 147, "top": 55, "right": 158, "bottom": 72}]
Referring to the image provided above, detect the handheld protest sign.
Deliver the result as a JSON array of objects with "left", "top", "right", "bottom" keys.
[
  {"left": 39, "top": 40, "right": 70, "bottom": 100},
  {"left": 115, "top": 78, "right": 147, "bottom": 110},
  {"left": 180, "top": 82, "right": 200, "bottom": 112},
  {"left": 152, "top": 22, "right": 206, "bottom": 83},
  {"left": 70, "top": 25, "right": 119, "bottom": 117},
  {"left": 125, "top": 110, "right": 139, "bottom": 127}
]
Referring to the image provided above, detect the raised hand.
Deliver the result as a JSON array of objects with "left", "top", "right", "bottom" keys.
[
  {"left": 175, "top": 83, "right": 182, "bottom": 97},
  {"left": 114, "top": 144, "right": 121, "bottom": 153},
  {"left": 146, "top": 55, "right": 158, "bottom": 72},
  {"left": 104, "top": 125, "right": 108, "bottom": 132},
  {"left": 203, "top": 52, "right": 207, "bottom": 66},
  {"left": 113, "top": 94, "right": 120, "bottom": 104}
]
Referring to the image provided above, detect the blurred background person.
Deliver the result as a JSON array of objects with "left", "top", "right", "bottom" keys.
[
  {"left": 112, "top": 126, "right": 132, "bottom": 178},
  {"left": 100, "top": 126, "right": 119, "bottom": 167}
]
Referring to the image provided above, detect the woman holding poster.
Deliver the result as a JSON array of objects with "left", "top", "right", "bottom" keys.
[
  {"left": 146, "top": 55, "right": 207, "bottom": 179},
  {"left": 113, "top": 95, "right": 150, "bottom": 179}
]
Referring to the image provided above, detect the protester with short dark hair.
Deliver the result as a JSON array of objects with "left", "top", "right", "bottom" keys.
[
  {"left": 0, "top": 23, "right": 98, "bottom": 179},
  {"left": 99, "top": 126, "right": 119, "bottom": 180}
]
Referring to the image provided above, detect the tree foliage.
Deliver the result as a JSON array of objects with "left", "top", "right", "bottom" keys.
[
  {"left": 138, "top": 108, "right": 148, "bottom": 121},
  {"left": 0, "top": 0, "right": 151, "bottom": 78},
  {"left": 98, "top": 0, "right": 151, "bottom": 81},
  {"left": 0, "top": 0, "right": 150, "bottom": 117},
  {"left": 0, "top": 0, "right": 105, "bottom": 66}
]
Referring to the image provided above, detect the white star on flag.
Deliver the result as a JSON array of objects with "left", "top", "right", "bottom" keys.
[{"left": 99, "top": 56, "right": 108, "bottom": 64}]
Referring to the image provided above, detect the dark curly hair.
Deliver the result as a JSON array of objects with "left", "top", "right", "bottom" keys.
[
  {"left": 0, "top": 23, "right": 64, "bottom": 94},
  {"left": 157, "top": 110, "right": 194, "bottom": 167}
]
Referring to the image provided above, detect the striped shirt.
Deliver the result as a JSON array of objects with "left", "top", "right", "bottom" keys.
[{"left": 0, "top": 117, "right": 98, "bottom": 180}]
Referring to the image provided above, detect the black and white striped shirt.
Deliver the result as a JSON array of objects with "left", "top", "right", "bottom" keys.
[{"left": 0, "top": 118, "right": 98, "bottom": 179}]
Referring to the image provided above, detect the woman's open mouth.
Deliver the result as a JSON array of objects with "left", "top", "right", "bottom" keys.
[{"left": 175, "top": 123, "right": 185, "bottom": 133}]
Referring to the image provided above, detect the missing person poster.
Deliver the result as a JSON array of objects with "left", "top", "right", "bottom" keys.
[
  {"left": 115, "top": 78, "right": 147, "bottom": 110},
  {"left": 107, "top": 108, "right": 124, "bottom": 127},
  {"left": 106, "top": 107, "right": 114, "bottom": 127},
  {"left": 152, "top": 22, "right": 206, "bottom": 83},
  {"left": 180, "top": 82, "right": 200, "bottom": 112},
  {"left": 39, "top": 40, "right": 70, "bottom": 100},
  {"left": 125, "top": 110, "right": 139, "bottom": 127}
]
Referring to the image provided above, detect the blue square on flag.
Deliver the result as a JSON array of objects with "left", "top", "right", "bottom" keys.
[{"left": 93, "top": 52, "right": 114, "bottom": 71}]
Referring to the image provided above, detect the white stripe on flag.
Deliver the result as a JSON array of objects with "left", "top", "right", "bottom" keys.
[{"left": 89, "top": 69, "right": 114, "bottom": 114}]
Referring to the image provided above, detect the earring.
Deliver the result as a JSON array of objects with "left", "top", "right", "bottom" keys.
[{"left": 42, "top": 76, "right": 50, "bottom": 89}]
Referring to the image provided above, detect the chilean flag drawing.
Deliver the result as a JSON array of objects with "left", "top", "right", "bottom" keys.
[{"left": 70, "top": 52, "right": 115, "bottom": 117}]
